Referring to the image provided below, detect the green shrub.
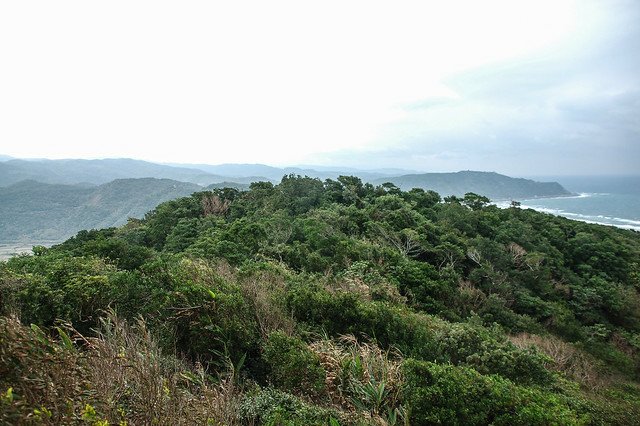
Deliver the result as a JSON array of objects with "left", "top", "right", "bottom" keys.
[
  {"left": 238, "top": 388, "right": 336, "bottom": 425},
  {"left": 2, "top": 254, "right": 115, "bottom": 332},
  {"left": 262, "top": 332, "right": 326, "bottom": 396},
  {"left": 435, "top": 321, "right": 554, "bottom": 386},
  {"left": 156, "top": 259, "right": 261, "bottom": 371},
  {"left": 402, "top": 359, "right": 583, "bottom": 425}
]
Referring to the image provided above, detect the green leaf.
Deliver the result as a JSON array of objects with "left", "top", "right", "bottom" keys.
[
  {"left": 207, "top": 289, "right": 217, "bottom": 300},
  {"left": 56, "top": 327, "right": 74, "bottom": 350}
]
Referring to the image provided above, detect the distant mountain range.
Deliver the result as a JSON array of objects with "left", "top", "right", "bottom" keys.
[
  {"left": 170, "top": 162, "right": 404, "bottom": 182},
  {"left": 0, "top": 158, "right": 259, "bottom": 187},
  {"left": 0, "top": 156, "right": 573, "bottom": 243}
]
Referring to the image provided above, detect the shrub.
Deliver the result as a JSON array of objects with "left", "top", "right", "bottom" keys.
[
  {"left": 2, "top": 254, "right": 115, "bottom": 332},
  {"left": 262, "top": 332, "right": 326, "bottom": 397},
  {"left": 435, "top": 321, "right": 554, "bottom": 386},
  {"left": 402, "top": 359, "right": 583, "bottom": 425},
  {"left": 0, "top": 316, "right": 91, "bottom": 424},
  {"left": 310, "top": 335, "right": 405, "bottom": 423},
  {"left": 238, "top": 388, "right": 338, "bottom": 426},
  {"left": 156, "top": 258, "right": 260, "bottom": 371}
]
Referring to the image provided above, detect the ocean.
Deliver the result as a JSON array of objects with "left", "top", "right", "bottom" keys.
[{"left": 498, "top": 176, "right": 640, "bottom": 231}]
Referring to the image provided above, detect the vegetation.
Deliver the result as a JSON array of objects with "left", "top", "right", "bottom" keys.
[
  {"left": 0, "top": 178, "right": 201, "bottom": 242},
  {"left": 1, "top": 174, "right": 639, "bottom": 424},
  {"left": 1, "top": 160, "right": 572, "bottom": 244},
  {"left": 371, "top": 170, "right": 572, "bottom": 199}
]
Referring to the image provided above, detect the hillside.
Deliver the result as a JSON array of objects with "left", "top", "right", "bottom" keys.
[
  {"left": 174, "top": 162, "right": 400, "bottom": 182},
  {"left": 0, "top": 158, "right": 226, "bottom": 186},
  {"left": 374, "top": 170, "right": 572, "bottom": 200},
  {"left": 0, "top": 157, "right": 573, "bottom": 201},
  {"left": 1, "top": 175, "right": 640, "bottom": 424},
  {"left": 0, "top": 178, "right": 201, "bottom": 242}
]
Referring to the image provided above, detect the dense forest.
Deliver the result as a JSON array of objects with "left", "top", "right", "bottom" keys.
[
  {"left": 1, "top": 158, "right": 572, "bottom": 246},
  {"left": 2, "top": 175, "right": 640, "bottom": 425}
]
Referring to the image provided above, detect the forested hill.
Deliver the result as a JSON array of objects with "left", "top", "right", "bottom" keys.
[
  {"left": 0, "top": 157, "right": 572, "bottom": 201},
  {"left": 0, "top": 178, "right": 201, "bottom": 241},
  {"left": 374, "top": 170, "right": 572, "bottom": 199},
  {"left": 2, "top": 175, "right": 640, "bottom": 424}
]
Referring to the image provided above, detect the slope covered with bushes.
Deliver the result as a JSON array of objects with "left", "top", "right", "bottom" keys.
[{"left": 2, "top": 175, "right": 640, "bottom": 425}]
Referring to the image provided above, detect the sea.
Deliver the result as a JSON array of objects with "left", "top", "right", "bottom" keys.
[{"left": 496, "top": 175, "right": 640, "bottom": 231}]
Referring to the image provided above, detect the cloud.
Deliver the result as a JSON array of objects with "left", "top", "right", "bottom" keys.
[
  {"left": 0, "top": 1, "right": 638, "bottom": 175},
  {"left": 317, "top": 1, "right": 640, "bottom": 176}
]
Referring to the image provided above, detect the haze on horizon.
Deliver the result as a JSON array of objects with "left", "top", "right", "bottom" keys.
[{"left": 1, "top": 1, "right": 638, "bottom": 176}]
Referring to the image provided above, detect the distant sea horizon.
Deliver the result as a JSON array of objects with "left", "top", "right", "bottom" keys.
[{"left": 499, "top": 175, "right": 640, "bottom": 231}]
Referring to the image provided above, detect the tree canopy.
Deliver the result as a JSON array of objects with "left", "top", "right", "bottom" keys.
[{"left": 2, "top": 175, "right": 640, "bottom": 425}]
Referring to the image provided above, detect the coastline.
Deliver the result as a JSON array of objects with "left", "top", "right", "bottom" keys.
[
  {"left": 495, "top": 192, "right": 640, "bottom": 231},
  {"left": 0, "top": 240, "right": 61, "bottom": 260}
]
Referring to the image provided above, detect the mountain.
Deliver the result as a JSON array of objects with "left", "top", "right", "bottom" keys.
[
  {"left": 0, "top": 158, "right": 572, "bottom": 204},
  {"left": 172, "top": 163, "right": 285, "bottom": 180},
  {"left": 0, "top": 178, "right": 201, "bottom": 242},
  {"left": 293, "top": 164, "right": 419, "bottom": 175},
  {"left": 374, "top": 170, "right": 572, "bottom": 200},
  {"left": 173, "top": 164, "right": 571, "bottom": 199},
  {"left": 0, "top": 158, "right": 228, "bottom": 187},
  {"left": 172, "top": 163, "right": 399, "bottom": 182},
  {"left": 205, "top": 181, "right": 251, "bottom": 191}
]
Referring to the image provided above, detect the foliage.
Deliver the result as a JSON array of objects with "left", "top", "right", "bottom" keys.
[
  {"left": 2, "top": 175, "right": 640, "bottom": 423},
  {"left": 238, "top": 388, "right": 338, "bottom": 425},
  {"left": 401, "top": 359, "right": 584, "bottom": 425},
  {"left": 262, "top": 331, "right": 326, "bottom": 396}
]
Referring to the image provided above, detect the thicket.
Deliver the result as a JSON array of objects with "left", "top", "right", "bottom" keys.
[{"left": 2, "top": 175, "right": 640, "bottom": 424}]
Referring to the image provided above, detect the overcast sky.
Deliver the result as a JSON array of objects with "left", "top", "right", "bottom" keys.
[{"left": 1, "top": 1, "right": 638, "bottom": 175}]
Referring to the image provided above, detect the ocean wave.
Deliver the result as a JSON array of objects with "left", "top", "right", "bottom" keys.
[
  {"left": 494, "top": 203, "right": 640, "bottom": 231},
  {"left": 520, "top": 192, "right": 609, "bottom": 202},
  {"left": 614, "top": 217, "right": 640, "bottom": 226}
]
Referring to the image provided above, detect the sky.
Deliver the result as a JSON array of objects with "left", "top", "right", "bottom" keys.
[{"left": 0, "top": 0, "right": 638, "bottom": 176}]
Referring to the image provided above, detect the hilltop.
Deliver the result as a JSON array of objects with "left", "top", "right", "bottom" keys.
[
  {"left": 1, "top": 175, "right": 639, "bottom": 424},
  {"left": 0, "top": 157, "right": 572, "bottom": 199},
  {"left": 373, "top": 170, "right": 572, "bottom": 200},
  {"left": 0, "top": 157, "right": 574, "bottom": 245}
]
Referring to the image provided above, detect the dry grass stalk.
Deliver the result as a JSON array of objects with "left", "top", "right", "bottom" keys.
[
  {"left": 309, "top": 335, "right": 404, "bottom": 424},
  {"left": 0, "top": 313, "right": 244, "bottom": 425},
  {"left": 87, "top": 312, "right": 244, "bottom": 425},
  {"left": 509, "top": 332, "right": 608, "bottom": 389},
  {"left": 0, "top": 316, "right": 88, "bottom": 424},
  {"left": 238, "top": 272, "right": 295, "bottom": 338}
]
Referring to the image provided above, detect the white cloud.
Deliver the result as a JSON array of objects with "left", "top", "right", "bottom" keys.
[{"left": 0, "top": 0, "right": 586, "bottom": 166}]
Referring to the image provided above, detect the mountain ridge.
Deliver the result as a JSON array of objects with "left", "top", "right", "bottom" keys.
[
  {"left": 374, "top": 170, "right": 572, "bottom": 200},
  {"left": 0, "top": 157, "right": 572, "bottom": 201}
]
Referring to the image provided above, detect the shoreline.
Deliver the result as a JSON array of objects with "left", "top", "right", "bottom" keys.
[
  {"left": 491, "top": 192, "right": 578, "bottom": 202},
  {"left": 0, "top": 241, "right": 61, "bottom": 260},
  {"left": 494, "top": 193, "right": 640, "bottom": 232}
]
